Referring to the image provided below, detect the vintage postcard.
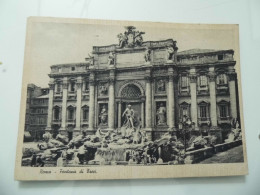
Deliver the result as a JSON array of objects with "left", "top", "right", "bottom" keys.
[{"left": 15, "top": 17, "right": 248, "bottom": 180}]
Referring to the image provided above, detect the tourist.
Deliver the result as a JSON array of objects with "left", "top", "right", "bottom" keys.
[
  {"left": 36, "top": 155, "right": 45, "bottom": 167},
  {"left": 30, "top": 152, "right": 37, "bottom": 167},
  {"left": 57, "top": 155, "right": 63, "bottom": 167}
]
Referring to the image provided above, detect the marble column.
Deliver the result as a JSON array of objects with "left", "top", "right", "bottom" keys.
[
  {"left": 118, "top": 101, "right": 122, "bottom": 128},
  {"left": 61, "top": 77, "right": 68, "bottom": 131},
  {"left": 75, "top": 76, "right": 82, "bottom": 131},
  {"left": 189, "top": 70, "right": 198, "bottom": 128},
  {"left": 209, "top": 69, "right": 218, "bottom": 127},
  {"left": 88, "top": 73, "right": 95, "bottom": 131},
  {"left": 108, "top": 78, "right": 115, "bottom": 130},
  {"left": 46, "top": 80, "right": 54, "bottom": 131},
  {"left": 229, "top": 72, "right": 238, "bottom": 119},
  {"left": 145, "top": 76, "right": 152, "bottom": 129},
  {"left": 167, "top": 67, "right": 176, "bottom": 130}
]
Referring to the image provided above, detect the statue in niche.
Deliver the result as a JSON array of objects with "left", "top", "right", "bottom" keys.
[
  {"left": 108, "top": 52, "right": 115, "bottom": 65},
  {"left": 99, "top": 83, "right": 108, "bottom": 96},
  {"left": 157, "top": 80, "right": 165, "bottom": 92},
  {"left": 167, "top": 46, "right": 175, "bottom": 61},
  {"left": 157, "top": 103, "right": 166, "bottom": 125},
  {"left": 99, "top": 105, "right": 108, "bottom": 125},
  {"left": 122, "top": 104, "right": 135, "bottom": 129},
  {"left": 144, "top": 48, "right": 151, "bottom": 62}
]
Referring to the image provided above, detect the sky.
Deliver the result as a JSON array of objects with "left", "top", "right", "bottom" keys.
[{"left": 26, "top": 21, "right": 238, "bottom": 88}]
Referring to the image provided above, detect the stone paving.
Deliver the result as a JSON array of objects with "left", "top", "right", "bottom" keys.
[{"left": 199, "top": 145, "right": 244, "bottom": 164}]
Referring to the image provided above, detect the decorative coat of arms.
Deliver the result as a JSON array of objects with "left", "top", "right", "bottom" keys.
[{"left": 117, "top": 26, "right": 145, "bottom": 48}]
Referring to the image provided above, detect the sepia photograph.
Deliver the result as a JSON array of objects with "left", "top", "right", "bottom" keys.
[{"left": 15, "top": 17, "right": 247, "bottom": 180}]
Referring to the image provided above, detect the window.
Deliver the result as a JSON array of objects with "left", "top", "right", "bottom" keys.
[
  {"left": 198, "top": 101, "right": 209, "bottom": 119},
  {"left": 68, "top": 107, "right": 75, "bottom": 120},
  {"left": 56, "top": 83, "right": 62, "bottom": 93},
  {"left": 39, "top": 117, "right": 44, "bottom": 124},
  {"left": 70, "top": 81, "right": 75, "bottom": 92},
  {"left": 181, "top": 76, "right": 188, "bottom": 88},
  {"left": 217, "top": 74, "right": 227, "bottom": 85},
  {"left": 85, "top": 81, "right": 89, "bottom": 91},
  {"left": 82, "top": 108, "right": 89, "bottom": 121},
  {"left": 179, "top": 102, "right": 190, "bottom": 120},
  {"left": 71, "top": 67, "right": 75, "bottom": 71},
  {"left": 199, "top": 75, "right": 207, "bottom": 87},
  {"left": 182, "top": 107, "right": 189, "bottom": 117},
  {"left": 54, "top": 107, "right": 60, "bottom": 120},
  {"left": 219, "top": 105, "right": 227, "bottom": 118},
  {"left": 218, "top": 102, "right": 230, "bottom": 119},
  {"left": 218, "top": 54, "right": 224, "bottom": 60},
  {"left": 199, "top": 106, "right": 207, "bottom": 118}
]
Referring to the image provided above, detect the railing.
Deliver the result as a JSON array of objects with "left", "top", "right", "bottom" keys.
[
  {"left": 81, "top": 119, "right": 89, "bottom": 124},
  {"left": 67, "top": 119, "right": 76, "bottom": 124},
  {"left": 216, "top": 84, "right": 229, "bottom": 94},
  {"left": 198, "top": 117, "right": 211, "bottom": 126},
  {"left": 218, "top": 116, "right": 231, "bottom": 124},
  {"left": 197, "top": 85, "right": 209, "bottom": 95},
  {"left": 52, "top": 119, "right": 61, "bottom": 124}
]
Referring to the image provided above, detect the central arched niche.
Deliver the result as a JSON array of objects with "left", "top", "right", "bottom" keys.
[
  {"left": 117, "top": 82, "right": 144, "bottom": 128},
  {"left": 121, "top": 84, "right": 141, "bottom": 98}
]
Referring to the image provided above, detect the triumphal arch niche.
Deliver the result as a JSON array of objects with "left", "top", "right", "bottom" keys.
[{"left": 86, "top": 26, "right": 178, "bottom": 140}]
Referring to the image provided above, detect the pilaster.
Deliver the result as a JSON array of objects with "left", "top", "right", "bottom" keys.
[
  {"left": 209, "top": 67, "right": 218, "bottom": 127},
  {"left": 108, "top": 70, "right": 115, "bottom": 130},
  {"left": 167, "top": 67, "right": 176, "bottom": 130},
  {"left": 60, "top": 77, "right": 68, "bottom": 131},
  {"left": 189, "top": 68, "right": 198, "bottom": 129},
  {"left": 88, "top": 72, "right": 95, "bottom": 131},
  {"left": 46, "top": 80, "right": 54, "bottom": 131},
  {"left": 228, "top": 72, "right": 238, "bottom": 119},
  {"left": 145, "top": 69, "right": 152, "bottom": 130},
  {"left": 75, "top": 76, "right": 82, "bottom": 130}
]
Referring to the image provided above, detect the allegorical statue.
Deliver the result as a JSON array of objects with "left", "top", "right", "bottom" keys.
[
  {"left": 117, "top": 26, "right": 145, "bottom": 48},
  {"left": 122, "top": 104, "right": 135, "bottom": 128},
  {"left": 134, "top": 30, "right": 144, "bottom": 46},
  {"left": 167, "top": 46, "right": 175, "bottom": 60},
  {"left": 144, "top": 48, "right": 151, "bottom": 62},
  {"left": 99, "top": 105, "right": 108, "bottom": 125},
  {"left": 117, "top": 33, "right": 128, "bottom": 48},
  {"left": 108, "top": 52, "right": 115, "bottom": 65},
  {"left": 157, "top": 103, "right": 166, "bottom": 125}
]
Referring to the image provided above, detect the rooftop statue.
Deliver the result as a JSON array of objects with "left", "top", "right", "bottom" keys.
[{"left": 117, "top": 26, "right": 145, "bottom": 48}]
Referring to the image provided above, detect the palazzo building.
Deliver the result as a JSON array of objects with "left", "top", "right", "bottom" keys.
[
  {"left": 45, "top": 27, "right": 240, "bottom": 142},
  {"left": 25, "top": 84, "right": 49, "bottom": 140}
]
